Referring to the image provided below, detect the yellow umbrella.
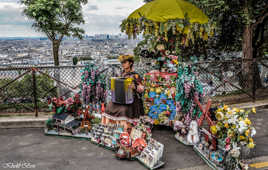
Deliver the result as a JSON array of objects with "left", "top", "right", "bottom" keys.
[
  {"left": 121, "top": 0, "right": 213, "bottom": 40},
  {"left": 128, "top": 0, "right": 208, "bottom": 24}
]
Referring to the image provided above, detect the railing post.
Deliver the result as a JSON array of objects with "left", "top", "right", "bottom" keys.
[
  {"left": 32, "top": 68, "right": 38, "bottom": 117},
  {"left": 252, "top": 59, "right": 256, "bottom": 102}
]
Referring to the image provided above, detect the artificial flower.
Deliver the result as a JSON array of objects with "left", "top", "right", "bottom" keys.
[
  {"left": 252, "top": 107, "right": 256, "bottom": 113},
  {"left": 216, "top": 112, "right": 224, "bottom": 121},
  {"left": 239, "top": 121, "right": 248, "bottom": 133},
  {"left": 245, "top": 129, "right": 250, "bottom": 137},
  {"left": 225, "top": 144, "right": 231, "bottom": 151},
  {"left": 232, "top": 124, "right": 236, "bottom": 129},
  {"left": 217, "top": 107, "right": 223, "bottom": 113},
  {"left": 228, "top": 130, "right": 234, "bottom": 137},
  {"left": 228, "top": 116, "right": 237, "bottom": 124},
  {"left": 234, "top": 108, "right": 240, "bottom": 113},
  {"left": 249, "top": 137, "right": 253, "bottom": 143},
  {"left": 230, "top": 147, "right": 240, "bottom": 158},
  {"left": 244, "top": 118, "right": 251, "bottom": 125},
  {"left": 247, "top": 142, "right": 255, "bottom": 149},
  {"left": 224, "top": 123, "right": 229, "bottom": 128},
  {"left": 154, "top": 119, "right": 160, "bottom": 125},
  {"left": 225, "top": 137, "right": 231, "bottom": 144},
  {"left": 165, "top": 50, "right": 170, "bottom": 55},
  {"left": 227, "top": 110, "right": 233, "bottom": 115},
  {"left": 210, "top": 125, "right": 217, "bottom": 135},
  {"left": 223, "top": 105, "right": 228, "bottom": 111},
  {"left": 240, "top": 135, "right": 246, "bottom": 140},
  {"left": 217, "top": 122, "right": 223, "bottom": 127},
  {"left": 156, "top": 44, "right": 165, "bottom": 51},
  {"left": 251, "top": 127, "right": 256, "bottom": 137}
]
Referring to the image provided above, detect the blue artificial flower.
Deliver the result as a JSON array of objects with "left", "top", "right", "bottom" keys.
[{"left": 149, "top": 91, "right": 156, "bottom": 98}]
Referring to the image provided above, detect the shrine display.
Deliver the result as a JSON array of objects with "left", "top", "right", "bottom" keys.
[
  {"left": 111, "top": 77, "right": 134, "bottom": 104},
  {"left": 143, "top": 71, "right": 177, "bottom": 125},
  {"left": 45, "top": 94, "right": 95, "bottom": 139},
  {"left": 80, "top": 63, "right": 107, "bottom": 113},
  {"left": 194, "top": 105, "right": 256, "bottom": 170},
  {"left": 174, "top": 63, "right": 205, "bottom": 145}
]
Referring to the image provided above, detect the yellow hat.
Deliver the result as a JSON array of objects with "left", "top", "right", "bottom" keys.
[{"left": 118, "top": 55, "right": 134, "bottom": 63}]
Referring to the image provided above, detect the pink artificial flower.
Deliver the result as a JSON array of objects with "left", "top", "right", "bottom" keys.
[
  {"left": 226, "top": 137, "right": 231, "bottom": 144},
  {"left": 225, "top": 144, "right": 231, "bottom": 151},
  {"left": 66, "top": 97, "right": 74, "bottom": 105}
]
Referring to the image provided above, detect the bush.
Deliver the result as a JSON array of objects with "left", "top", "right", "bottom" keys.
[{"left": 0, "top": 72, "right": 56, "bottom": 112}]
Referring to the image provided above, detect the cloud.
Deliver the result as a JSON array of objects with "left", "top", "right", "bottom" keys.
[
  {"left": 82, "top": 14, "right": 125, "bottom": 35},
  {"left": 115, "top": 7, "right": 126, "bottom": 10},
  {"left": 87, "top": 5, "right": 98, "bottom": 11},
  {"left": 0, "top": 0, "right": 145, "bottom": 37},
  {"left": 0, "top": 3, "right": 30, "bottom": 26}
]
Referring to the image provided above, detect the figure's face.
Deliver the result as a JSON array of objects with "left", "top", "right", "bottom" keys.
[{"left": 121, "top": 60, "right": 131, "bottom": 70}]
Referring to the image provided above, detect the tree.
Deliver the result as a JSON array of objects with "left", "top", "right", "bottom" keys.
[
  {"left": 21, "top": 0, "right": 88, "bottom": 66},
  {"left": 188, "top": 0, "right": 268, "bottom": 88},
  {"left": 140, "top": 0, "right": 268, "bottom": 88}
]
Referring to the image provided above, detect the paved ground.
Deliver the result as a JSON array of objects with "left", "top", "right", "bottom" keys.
[{"left": 0, "top": 109, "right": 267, "bottom": 170}]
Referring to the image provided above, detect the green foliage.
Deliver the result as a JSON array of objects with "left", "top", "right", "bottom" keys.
[
  {"left": 188, "top": 0, "right": 268, "bottom": 57},
  {"left": 73, "top": 57, "right": 78, "bottom": 65},
  {"left": 21, "top": 0, "right": 88, "bottom": 65},
  {"left": 21, "top": 0, "right": 88, "bottom": 40},
  {"left": 0, "top": 73, "right": 55, "bottom": 99}
]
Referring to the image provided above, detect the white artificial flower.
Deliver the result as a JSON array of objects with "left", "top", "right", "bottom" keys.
[
  {"left": 228, "top": 116, "right": 237, "bottom": 124},
  {"left": 251, "top": 127, "right": 256, "bottom": 137},
  {"left": 230, "top": 143, "right": 241, "bottom": 158},
  {"left": 239, "top": 121, "right": 248, "bottom": 134}
]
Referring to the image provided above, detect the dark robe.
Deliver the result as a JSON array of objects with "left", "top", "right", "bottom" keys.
[{"left": 105, "top": 71, "right": 144, "bottom": 119}]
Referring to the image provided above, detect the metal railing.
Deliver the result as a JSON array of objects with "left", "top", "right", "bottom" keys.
[{"left": 0, "top": 59, "right": 267, "bottom": 115}]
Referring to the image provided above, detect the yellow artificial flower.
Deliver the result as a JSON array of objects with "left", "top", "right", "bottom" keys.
[
  {"left": 234, "top": 108, "right": 240, "bottom": 113},
  {"left": 227, "top": 110, "right": 233, "bottom": 115},
  {"left": 232, "top": 124, "right": 236, "bottom": 129},
  {"left": 228, "top": 130, "right": 234, "bottom": 137},
  {"left": 249, "top": 137, "right": 254, "bottom": 143},
  {"left": 252, "top": 107, "right": 256, "bottom": 114},
  {"left": 247, "top": 142, "right": 255, "bottom": 149},
  {"left": 217, "top": 108, "right": 223, "bottom": 113},
  {"left": 245, "top": 118, "right": 251, "bottom": 125},
  {"left": 217, "top": 122, "right": 223, "bottom": 127},
  {"left": 154, "top": 120, "right": 160, "bottom": 125},
  {"left": 216, "top": 112, "right": 224, "bottom": 120},
  {"left": 239, "top": 117, "right": 243, "bottom": 121},
  {"left": 240, "top": 135, "right": 246, "bottom": 140},
  {"left": 210, "top": 125, "right": 217, "bottom": 135},
  {"left": 240, "top": 109, "right": 245, "bottom": 113},
  {"left": 245, "top": 129, "right": 250, "bottom": 137},
  {"left": 224, "top": 123, "right": 229, "bottom": 128},
  {"left": 223, "top": 105, "right": 228, "bottom": 111}
]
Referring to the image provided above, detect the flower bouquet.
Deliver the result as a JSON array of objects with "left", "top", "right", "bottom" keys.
[{"left": 210, "top": 105, "right": 257, "bottom": 169}]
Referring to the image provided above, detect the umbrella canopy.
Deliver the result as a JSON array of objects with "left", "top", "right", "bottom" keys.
[
  {"left": 121, "top": 0, "right": 213, "bottom": 41},
  {"left": 128, "top": 0, "right": 208, "bottom": 24}
]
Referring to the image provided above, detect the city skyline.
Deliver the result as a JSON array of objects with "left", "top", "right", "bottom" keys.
[{"left": 0, "top": 0, "right": 144, "bottom": 37}]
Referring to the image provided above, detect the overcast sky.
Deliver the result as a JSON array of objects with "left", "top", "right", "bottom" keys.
[{"left": 0, "top": 0, "right": 144, "bottom": 37}]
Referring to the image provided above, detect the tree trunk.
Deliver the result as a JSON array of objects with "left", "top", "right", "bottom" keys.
[
  {"left": 52, "top": 40, "right": 60, "bottom": 66},
  {"left": 52, "top": 40, "right": 61, "bottom": 97},
  {"left": 241, "top": 25, "right": 254, "bottom": 90}
]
